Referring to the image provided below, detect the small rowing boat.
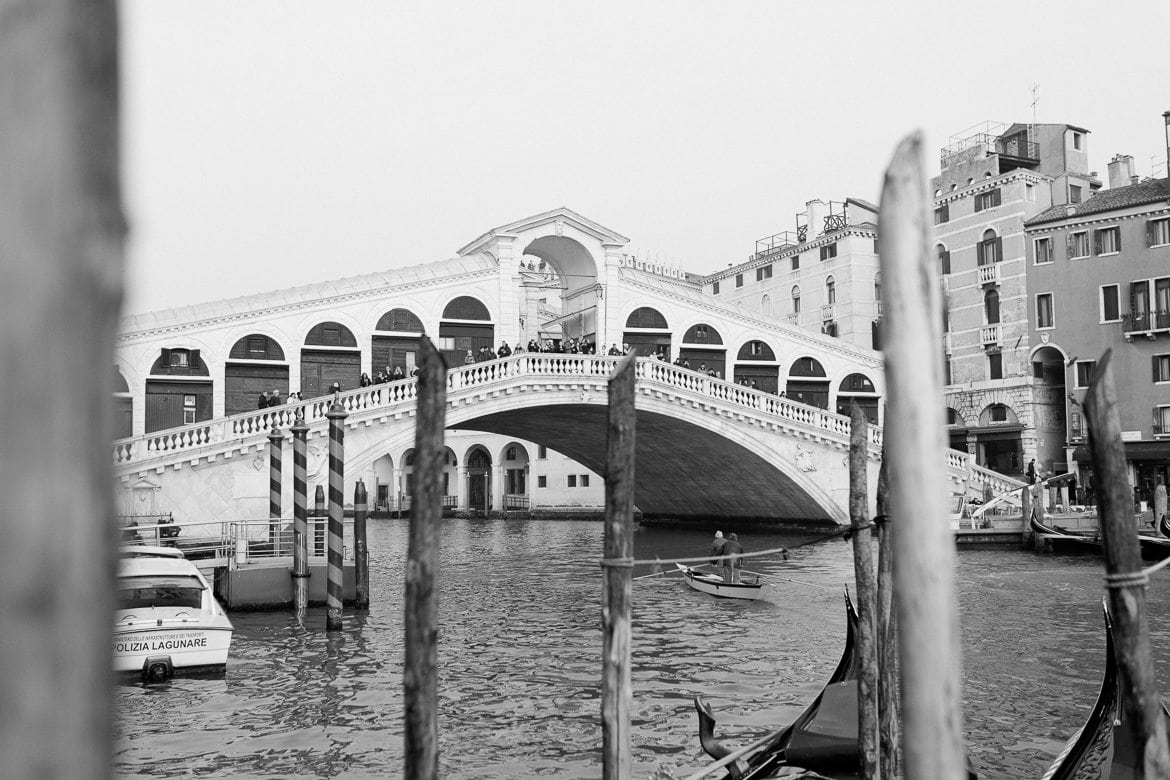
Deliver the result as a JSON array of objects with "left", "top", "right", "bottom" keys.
[
  {"left": 1042, "top": 602, "right": 1170, "bottom": 779},
  {"left": 676, "top": 563, "right": 764, "bottom": 601}
]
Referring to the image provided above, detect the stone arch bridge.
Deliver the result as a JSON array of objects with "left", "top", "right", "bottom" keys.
[{"left": 113, "top": 355, "right": 1019, "bottom": 528}]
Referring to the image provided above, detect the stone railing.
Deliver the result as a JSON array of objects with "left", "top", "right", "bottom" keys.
[{"left": 114, "top": 353, "right": 951, "bottom": 475}]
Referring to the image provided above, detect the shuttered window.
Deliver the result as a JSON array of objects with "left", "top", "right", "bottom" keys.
[
  {"left": 1100, "top": 285, "right": 1120, "bottom": 322},
  {"left": 1148, "top": 218, "right": 1170, "bottom": 248},
  {"left": 1069, "top": 231, "right": 1090, "bottom": 259},
  {"left": 1153, "top": 354, "right": 1170, "bottom": 383},
  {"left": 1036, "top": 293, "right": 1054, "bottom": 329},
  {"left": 934, "top": 204, "right": 949, "bottom": 224},
  {"left": 974, "top": 189, "right": 1001, "bottom": 212},
  {"left": 1094, "top": 226, "right": 1120, "bottom": 255}
]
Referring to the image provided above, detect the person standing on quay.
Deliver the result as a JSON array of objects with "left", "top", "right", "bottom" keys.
[
  {"left": 721, "top": 533, "right": 744, "bottom": 583},
  {"left": 1026, "top": 459, "right": 1037, "bottom": 485},
  {"left": 1155, "top": 475, "right": 1168, "bottom": 535}
]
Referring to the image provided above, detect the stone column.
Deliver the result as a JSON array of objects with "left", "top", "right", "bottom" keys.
[
  {"left": 491, "top": 465, "right": 506, "bottom": 513},
  {"left": 457, "top": 466, "right": 470, "bottom": 509}
]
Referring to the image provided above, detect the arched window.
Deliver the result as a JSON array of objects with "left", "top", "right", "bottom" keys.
[
  {"left": 874, "top": 272, "right": 881, "bottom": 302},
  {"left": 977, "top": 229, "right": 1001, "bottom": 265},
  {"left": 789, "top": 356, "right": 827, "bottom": 378},
  {"left": 937, "top": 244, "right": 951, "bottom": 275},
  {"left": 682, "top": 324, "right": 722, "bottom": 344},
  {"left": 625, "top": 307, "right": 668, "bottom": 329},
  {"left": 791, "top": 286, "right": 801, "bottom": 314},
  {"left": 761, "top": 294, "right": 772, "bottom": 317},
  {"left": 229, "top": 334, "right": 285, "bottom": 361},
  {"left": 442, "top": 297, "right": 490, "bottom": 321},
  {"left": 826, "top": 276, "right": 836, "bottom": 305},
  {"left": 839, "top": 373, "right": 875, "bottom": 393},
  {"left": 736, "top": 340, "right": 776, "bottom": 361},
  {"left": 305, "top": 322, "right": 357, "bottom": 348},
  {"left": 985, "top": 289, "right": 1000, "bottom": 324},
  {"left": 375, "top": 308, "right": 425, "bottom": 333}
]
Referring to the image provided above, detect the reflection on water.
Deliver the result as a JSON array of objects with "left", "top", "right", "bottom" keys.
[{"left": 114, "top": 519, "right": 1170, "bottom": 778}]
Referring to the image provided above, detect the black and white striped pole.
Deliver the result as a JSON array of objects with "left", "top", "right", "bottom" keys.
[
  {"left": 326, "top": 399, "right": 348, "bottom": 631},
  {"left": 267, "top": 427, "right": 283, "bottom": 550},
  {"left": 290, "top": 414, "right": 310, "bottom": 613}
]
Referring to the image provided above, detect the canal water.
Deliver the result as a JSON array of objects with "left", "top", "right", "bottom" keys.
[{"left": 115, "top": 518, "right": 1170, "bottom": 778}]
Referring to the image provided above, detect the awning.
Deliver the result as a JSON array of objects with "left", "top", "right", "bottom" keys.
[
  {"left": 1123, "top": 441, "right": 1170, "bottom": 461},
  {"left": 965, "top": 424, "right": 1023, "bottom": 441}
]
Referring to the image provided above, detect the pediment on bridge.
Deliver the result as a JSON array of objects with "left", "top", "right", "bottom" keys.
[{"left": 457, "top": 207, "right": 630, "bottom": 257}]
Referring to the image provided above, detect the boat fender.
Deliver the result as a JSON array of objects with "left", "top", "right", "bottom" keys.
[{"left": 142, "top": 655, "right": 173, "bottom": 684}]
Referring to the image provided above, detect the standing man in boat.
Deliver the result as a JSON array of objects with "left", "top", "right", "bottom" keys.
[
  {"left": 1155, "top": 475, "right": 1167, "bottom": 535},
  {"left": 709, "top": 531, "right": 726, "bottom": 579},
  {"left": 721, "top": 533, "right": 744, "bottom": 584}
]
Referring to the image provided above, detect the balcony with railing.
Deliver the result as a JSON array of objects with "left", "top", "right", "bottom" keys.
[
  {"left": 786, "top": 312, "right": 799, "bottom": 326},
  {"left": 754, "top": 230, "right": 801, "bottom": 259},
  {"left": 1122, "top": 309, "right": 1170, "bottom": 339},
  {"left": 980, "top": 324, "right": 1002, "bottom": 347},
  {"left": 821, "top": 303, "right": 836, "bottom": 322},
  {"left": 978, "top": 264, "right": 1000, "bottom": 287},
  {"left": 1154, "top": 422, "right": 1170, "bottom": 438}
]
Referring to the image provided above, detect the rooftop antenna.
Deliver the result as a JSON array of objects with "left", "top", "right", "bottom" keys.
[{"left": 1029, "top": 83, "right": 1039, "bottom": 145}]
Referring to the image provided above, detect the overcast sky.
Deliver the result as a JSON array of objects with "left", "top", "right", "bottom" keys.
[{"left": 119, "top": 1, "right": 1170, "bottom": 315}]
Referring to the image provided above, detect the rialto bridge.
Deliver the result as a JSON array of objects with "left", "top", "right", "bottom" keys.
[{"left": 113, "top": 208, "right": 1020, "bottom": 527}]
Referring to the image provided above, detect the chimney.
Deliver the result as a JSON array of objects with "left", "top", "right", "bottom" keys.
[
  {"left": 1107, "top": 154, "right": 1135, "bottom": 189},
  {"left": 805, "top": 199, "right": 826, "bottom": 239},
  {"left": 1164, "top": 111, "right": 1170, "bottom": 176}
]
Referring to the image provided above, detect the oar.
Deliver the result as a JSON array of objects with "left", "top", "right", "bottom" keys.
[{"left": 633, "top": 560, "right": 685, "bottom": 580}]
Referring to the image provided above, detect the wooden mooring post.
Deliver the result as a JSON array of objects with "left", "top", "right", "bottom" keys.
[
  {"left": 325, "top": 400, "right": 347, "bottom": 631},
  {"left": 878, "top": 132, "right": 967, "bottom": 779},
  {"left": 0, "top": 0, "right": 124, "bottom": 775},
  {"left": 1083, "top": 350, "right": 1170, "bottom": 777},
  {"left": 849, "top": 405, "right": 879, "bottom": 779},
  {"left": 291, "top": 415, "right": 310, "bottom": 613},
  {"left": 874, "top": 451, "right": 899, "bottom": 780},
  {"left": 354, "top": 479, "right": 369, "bottom": 610},
  {"left": 601, "top": 354, "right": 636, "bottom": 779},
  {"left": 404, "top": 338, "right": 446, "bottom": 780}
]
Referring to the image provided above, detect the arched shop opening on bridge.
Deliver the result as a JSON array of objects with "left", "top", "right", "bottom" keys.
[
  {"left": 225, "top": 334, "right": 288, "bottom": 417},
  {"left": 734, "top": 339, "right": 778, "bottom": 391},
  {"left": 623, "top": 307, "right": 671, "bottom": 359},
  {"left": 786, "top": 356, "right": 830, "bottom": 409},
  {"left": 145, "top": 348, "right": 212, "bottom": 433},
  {"left": 970, "top": 403, "right": 1023, "bottom": 475},
  {"left": 678, "top": 323, "right": 726, "bottom": 377},
  {"left": 836, "top": 372, "right": 879, "bottom": 423},
  {"left": 301, "top": 322, "right": 360, "bottom": 397},
  {"left": 372, "top": 308, "right": 424, "bottom": 376},
  {"left": 439, "top": 296, "right": 494, "bottom": 366}
]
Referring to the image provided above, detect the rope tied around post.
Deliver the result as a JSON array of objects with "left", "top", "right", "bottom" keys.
[
  {"left": 599, "top": 557, "right": 635, "bottom": 569},
  {"left": 1104, "top": 571, "right": 1150, "bottom": 590}
]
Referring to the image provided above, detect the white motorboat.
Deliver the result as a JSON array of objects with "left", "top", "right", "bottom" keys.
[
  {"left": 676, "top": 563, "right": 764, "bottom": 600},
  {"left": 114, "top": 550, "right": 233, "bottom": 680}
]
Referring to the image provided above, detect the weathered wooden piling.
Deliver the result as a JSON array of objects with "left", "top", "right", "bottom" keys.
[
  {"left": 875, "top": 452, "right": 899, "bottom": 780},
  {"left": 268, "top": 427, "right": 283, "bottom": 549},
  {"left": 354, "top": 479, "right": 369, "bottom": 610},
  {"left": 291, "top": 415, "right": 310, "bottom": 613},
  {"left": 404, "top": 338, "right": 446, "bottom": 780},
  {"left": 878, "top": 132, "right": 967, "bottom": 779},
  {"left": 849, "top": 404, "right": 879, "bottom": 779},
  {"left": 601, "top": 354, "right": 637, "bottom": 779},
  {"left": 325, "top": 402, "right": 347, "bottom": 631},
  {"left": 0, "top": 1, "right": 124, "bottom": 774},
  {"left": 1020, "top": 483, "right": 1033, "bottom": 549},
  {"left": 1083, "top": 350, "right": 1170, "bottom": 777}
]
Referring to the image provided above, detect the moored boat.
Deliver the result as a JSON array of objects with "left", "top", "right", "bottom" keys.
[
  {"left": 1030, "top": 515, "right": 1103, "bottom": 554},
  {"left": 114, "top": 551, "right": 233, "bottom": 681},
  {"left": 1042, "top": 603, "right": 1170, "bottom": 779},
  {"left": 676, "top": 563, "right": 764, "bottom": 601},
  {"left": 693, "top": 590, "right": 860, "bottom": 778}
]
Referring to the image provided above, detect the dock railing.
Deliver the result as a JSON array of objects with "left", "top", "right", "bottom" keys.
[{"left": 117, "top": 517, "right": 355, "bottom": 568}]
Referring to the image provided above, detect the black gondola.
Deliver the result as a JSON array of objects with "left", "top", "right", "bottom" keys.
[
  {"left": 694, "top": 591, "right": 862, "bottom": 779},
  {"left": 1031, "top": 515, "right": 1103, "bottom": 554},
  {"left": 1042, "top": 602, "right": 1170, "bottom": 779},
  {"left": 1160, "top": 512, "right": 1170, "bottom": 541}
]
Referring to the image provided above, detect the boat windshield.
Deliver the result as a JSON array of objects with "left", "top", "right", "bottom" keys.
[{"left": 117, "top": 575, "right": 204, "bottom": 610}]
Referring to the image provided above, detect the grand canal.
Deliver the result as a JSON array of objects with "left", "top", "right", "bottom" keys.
[{"left": 114, "top": 518, "right": 1170, "bottom": 778}]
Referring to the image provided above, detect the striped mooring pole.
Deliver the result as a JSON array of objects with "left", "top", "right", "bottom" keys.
[
  {"left": 290, "top": 414, "right": 310, "bottom": 613},
  {"left": 354, "top": 479, "right": 369, "bottom": 610},
  {"left": 326, "top": 400, "right": 348, "bottom": 630},
  {"left": 267, "top": 427, "right": 282, "bottom": 550},
  {"left": 314, "top": 484, "right": 326, "bottom": 557}
]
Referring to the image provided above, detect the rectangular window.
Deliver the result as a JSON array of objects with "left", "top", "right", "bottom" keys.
[
  {"left": 567, "top": 475, "right": 577, "bottom": 488},
  {"left": 580, "top": 475, "right": 590, "bottom": 488},
  {"left": 1149, "top": 217, "right": 1170, "bottom": 248},
  {"left": 988, "top": 352, "right": 1003, "bottom": 380},
  {"left": 819, "top": 243, "right": 837, "bottom": 261},
  {"left": 1034, "top": 237, "right": 1053, "bottom": 265},
  {"left": 1075, "top": 360, "right": 1097, "bottom": 389},
  {"left": 538, "top": 445, "right": 547, "bottom": 459},
  {"left": 170, "top": 349, "right": 189, "bottom": 368},
  {"left": 749, "top": 341, "right": 764, "bottom": 356},
  {"left": 1036, "top": 293, "right": 1054, "bottom": 329},
  {"left": 990, "top": 404, "right": 1007, "bottom": 422},
  {"left": 939, "top": 249, "right": 951, "bottom": 275},
  {"left": 735, "top": 273, "right": 744, "bottom": 288},
  {"left": 934, "top": 204, "right": 949, "bottom": 224},
  {"left": 1094, "top": 226, "right": 1120, "bottom": 255},
  {"left": 712, "top": 281, "right": 720, "bottom": 295},
  {"left": 1026, "top": 183, "right": 1036, "bottom": 202},
  {"left": 1070, "top": 185, "right": 1082, "bottom": 204},
  {"left": 182, "top": 394, "right": 196, "bottom": 425},
  {"left": 1072, "top": 131, "right": 1083, "bottom": 150},
  {"left": 1070, "top": 231, "right": 1090, "bottom": 259},
  {"left": 791, "top": 255, "right": 800, "bottom": 271},
  {"left": 438, "top": 336, "right": 455, "bottom": 350},
  {"left": 247, "top": 336, "right": 267, "bottom": 356},
  {"left": 756, "top": 265, "right": 773, "bottom": 281},
  {"left": 977, "top": 235, "right": 1001, "bottom": 265},
  {"left": 1156, "top": 406, "right": 1170, "bottom": 437},
  {"left": 537, "top": 475, "right": 547, "bottom": 488},
  {"left": 1101, "top": 284, "right": 1120, "bottom": 322},
  {"left": 974, "top": 189, "right": 1001, "bottom": 212},
  {"left": 1154, "top": 354, "right": 1170, "bottom": 383}
]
